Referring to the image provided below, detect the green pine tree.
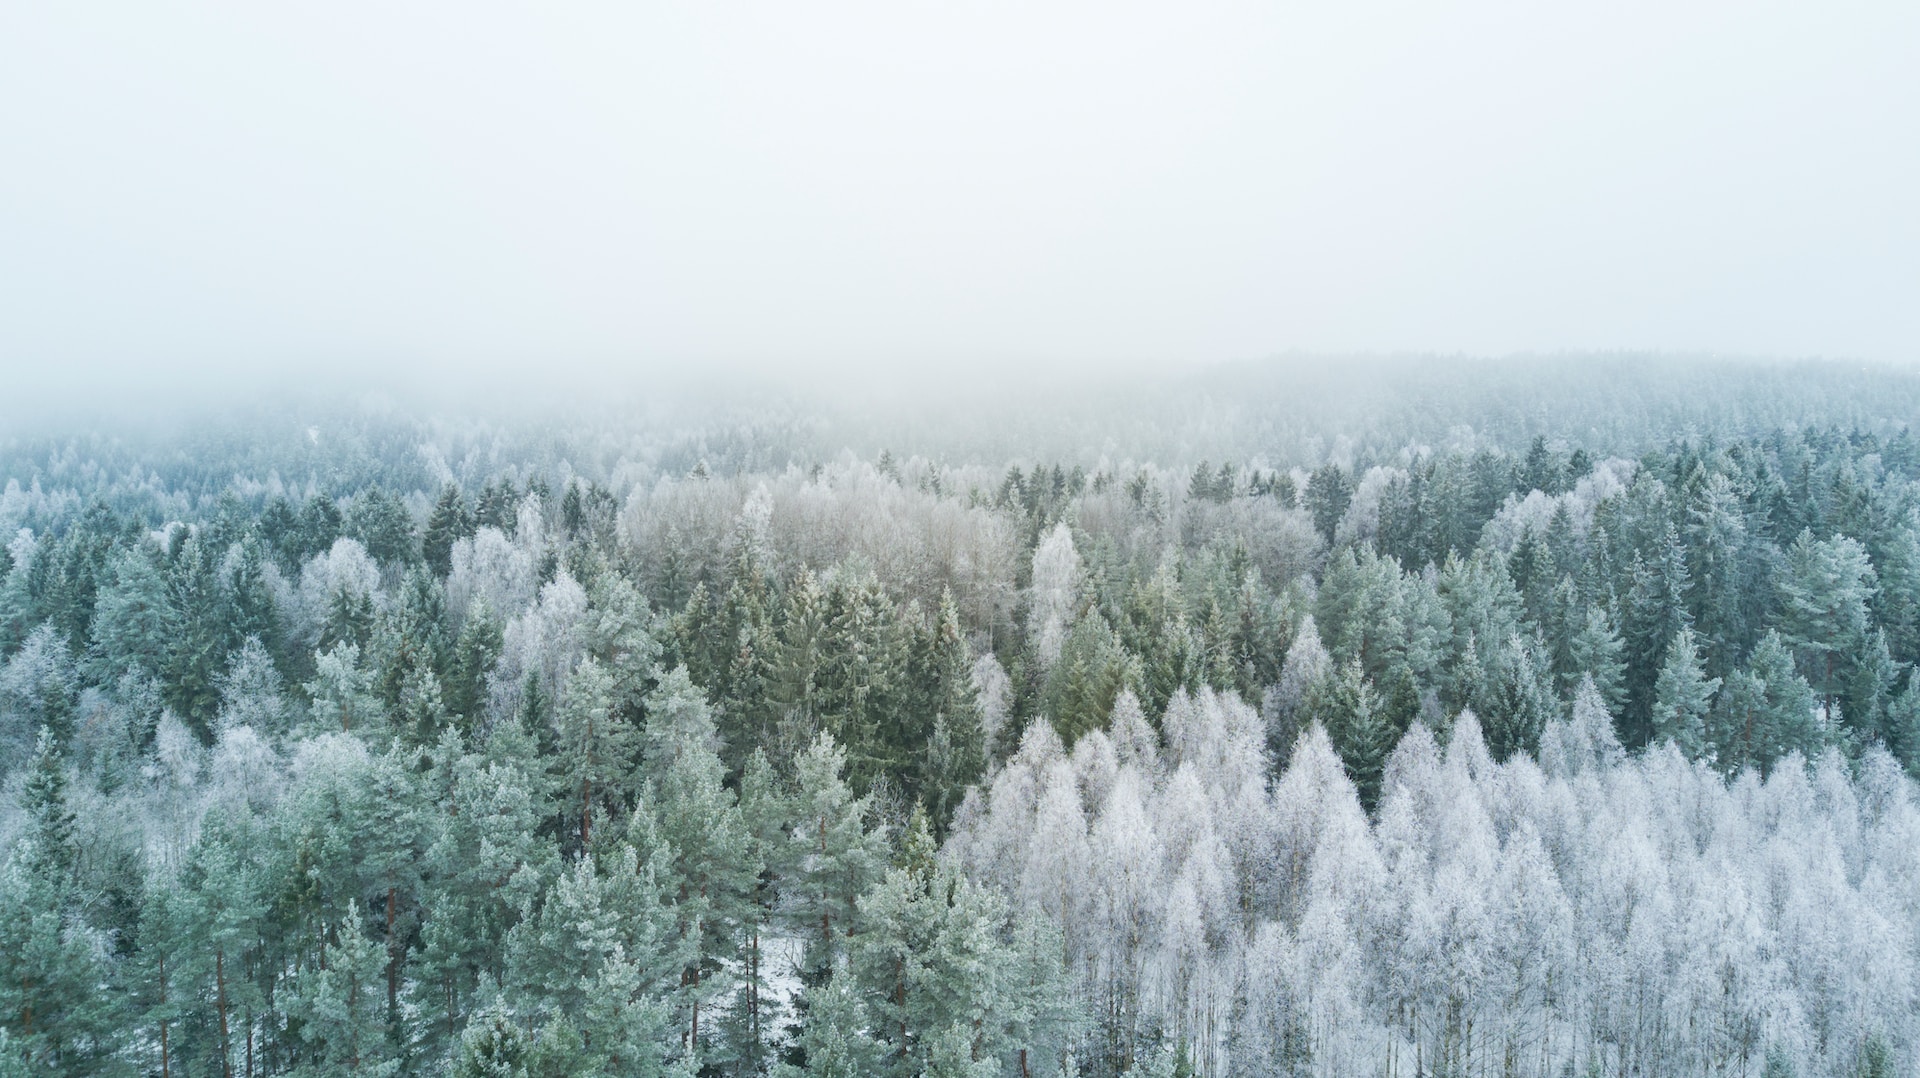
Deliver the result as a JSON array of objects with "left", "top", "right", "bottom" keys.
[{"left": 1651, "top": 626, "right": 1720, "bottom": 760}]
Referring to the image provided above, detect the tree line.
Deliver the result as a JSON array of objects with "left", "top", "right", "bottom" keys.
[{"left": 1, "top": 408, "right": 1918, "bottom": 1076}]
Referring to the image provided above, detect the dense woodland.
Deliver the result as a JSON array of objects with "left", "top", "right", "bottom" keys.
[{"left": 2, "top": 361, "right": 1919, "bottom": 1077}]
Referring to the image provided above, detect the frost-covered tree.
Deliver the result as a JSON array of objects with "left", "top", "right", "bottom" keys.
[{"left": 1029, "top": 523, "right": 1082, "bottom": 671}]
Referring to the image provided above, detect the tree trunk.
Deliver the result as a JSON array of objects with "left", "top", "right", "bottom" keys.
[
  {"left": 581, "top": 775, "right": 593, "bottom": 848},
  {"left": 348, "top": 970, "right": 359, "bottom": 1069},
  {"left": 386, "top": 886, "right": 399, "bottom": 1018},
  {"left": 216, "top": 948, "right": 234, "bottom": 1078},
  {"left": 158, "top": 952, "right": 170, "bottom": 1078},
  {"left": 896, "top": 957, "right": 908, "bottom": 1062},
  {"left": 748, "top": 921, "right": 760, "bottom": 1043}
]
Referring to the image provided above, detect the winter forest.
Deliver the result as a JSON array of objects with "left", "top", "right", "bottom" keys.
[{"left": 3, "top": 359, "right": 1920, "bottom": 1078}]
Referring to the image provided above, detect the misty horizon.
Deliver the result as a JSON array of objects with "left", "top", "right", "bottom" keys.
[{"left": 5, "top": 1, "right": 1917, "bottom": 393}]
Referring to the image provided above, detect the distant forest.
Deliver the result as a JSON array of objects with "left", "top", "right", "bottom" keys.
[{"left": 1, "top": 357, "right": 1918, "bottom": 1077}]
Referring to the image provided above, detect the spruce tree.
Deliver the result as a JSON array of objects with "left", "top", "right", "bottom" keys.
[
  {"left": 423, "top": 484, "right": 474, "bottom": 578},
  {"left": 1621, "top": 534, "right": 1692, "bottom": 747},
  {"left": 1312, "top": 658, "right": 1392, "bottom": 811},
  {"left": 1305, "top": 463, "right": 1353, "bottom": 545},
  {"left": 1566, "top": 603, "right": 1628, "bottom": 716},
  {"left": 1777, "top": 529, "right": 1877, "bottom": 727},
  {"left": 348, "top": 485, "right": 419, "bottom": 568},
  {"left": 1651, "top": 626, "right": 1720, "bottom": 760},
  {"left": 1710, "top": 630, "right": 1820, "bottom": 774},
  {"left": 446, "top": 600, "right": 503, "bottom": 729},
  {"left": 21, "top": 728, "right": 78, "bottom": 885}
]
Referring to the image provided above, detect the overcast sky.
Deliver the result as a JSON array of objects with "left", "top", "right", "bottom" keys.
[{"left": 2, "top": 1, "right": 1915, "bottom": 400}]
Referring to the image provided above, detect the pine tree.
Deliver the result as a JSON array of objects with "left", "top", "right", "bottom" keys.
[
  {"left": 814, "top": 570, "right": 904, "bottom": 784},
  {"left": 1481, "top": 634, "right": 1558, "bottom": 763},
  {"left": 720, "top": 749, "right": 792, "bottom": 1074},
  {"left": 503, "top": 848, "right": 680, "bottom": 1074},
  {"left": 451, "top": 999, "right": 528, "bottom": 1078},
  {"left": 1621, "top": 534, "right": 1692, "bottom": 747},
  {"left": 1651, "top": 627, "right": 1720, "bottom": 760},
  {"left": 349, "top": 485, "right": 419, "bottom": 568},
  {"left": 1566, "top": 603, "right": 1628, "bottom": 716},
  {"left": 767, "top": 569, "right": 828, "bottom": 741},
  {"left": 20, "top": 728, "right": 78, "bottom": 885},
  {"left": 850, "top": 855, "right": 1063, "bottom": 1078},
  {"left": 0, "top": 859, "right": 118, "bottom": 1075},
  {"left": 1776, "top": 529, "right": 1877, "bottom": 728},
  {"left": 1686, "top": 473, "right": 1750, "bottom": 675},
  {"left": 918, "top": 591, "right": 984, "bottom": 829},
  {"left": 130, "top": 878, "right": 192, "bottom": 1078},
  {"left": 378, "top": 568, "right": 453, "bottom": 716},
  {"left": 1043, "top": 614, "right": 1141, "bottom": 747},
  {"left": 1843, "top": 628, "right": 1900, "bottom": 749},
  {"left": 1305, "top": 464, "right": 1353, "bottom": 545},
  {"left": 446, "top": 600, "right": 504, "bottom": 728},
  {"left": 1311, "top": 658, "right": 1392, "bottom": 811},
  {"left": 790, "top": 733, "right": 888, "bottom": 984},
  {"left": 180, "top": 808, "right": 269, "bottom": 1078},
  {"left": 416, "top": 743, "right": 555, "bottom": 1053},
  {"left": 1872, "top": 520, "right": 1920, "bottom": 665},
  {"left": 1710, "top": 630, "right": 1821, "bottom": 774},
  {"left": 87, "top": 545, "right": 176, "bottom": 687},
  {"left": 554, "top": 657, "right": 637, "bottom": 850},
  {"left": 306, "top": 642, "right": 385, "bottom": 735},
  {"left": 163, "top": 533, "right": 236, "bottom": 739},
  {"left": 299, "top": 494, "right": 346, "bottom": 562},
  {"left": 777, "top": 975, "right": 880, "bottom": 1078},
  {"left": 634, "top": 669, "right": 757, "bottom": 1059},
  {"left": 320, "top": 584, "right": 377, "bottom": 655},
  {"left": 1885, "top": 669, "right": 1920, "bottom": 776},
  {"left": 424, "top": 484, "right": 475, "bottom": 578},
  {"left": 284, "top": 902, "right": 399, "bottom": 1077},
  {"left": 223, "top": 536, "right": 280, "bottom": 664}
]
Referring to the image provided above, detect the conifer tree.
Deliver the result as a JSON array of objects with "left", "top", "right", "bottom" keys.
[
  {"left": 1567, "top": 603, "right": 1628, "bottom": 716},
  {"left": 88, "top": 544, "right": 176, "bottom": 688},
  {"left": 503, "top": 847, "right": 680, "bottom": 1074},
  {"left": 0, "top": 859, "right": 117, "bottom": 1075},
  {"left": 1305, "top": 464, "right": 1353, "bottom": 545},
  {"left": 1621, "top": 534, "right": 1693, "bottom": 746},
  {"left": 131, "top": 877, "right": 192, "bottom": 1078},
  {"left": 1710, "top": 630, "right": 1820, "bottom": 774},
  {"left": 789, "top": 733, "right": 888, "bottom": 984},
  {"left": 1777, "top": 529, "right": 1877, "bottom": 727},
  {"left": 284, "top": 902, "right": 398, "bottom": 1077},
  {"left": 776, "top": 975, "right": 879, "bottom": 1078},
  {"left": 306, "top": 643, "right": 385, "bottom": 735},
  {"left": 21, "top": 728, "right": 78, "bottom": 884},
  {"left": 180, "top": 809, "right": 268, "bottom": 1078},
  {"left": 446, "top": 599, "right": 503, "bottom": 729},
  {"left": 719, "top": 749, "right": 793, "bottom": 1073},
  {"left": 767, "top": 569, "right": 827, "bottom": 740},
  {"left": 348, "top": 485, "right": 419, "bottom": 568},
  {"left": 424, "top": 484, "right": 475, "bottom": 578},
  {"left": 451, "top": 1000, "right": 527, "bottom": 1078},
  {"left": 554, "top": 657, "right": 636, "bottom": 850},
  {"left": 1311, "top": 658, "right": 1392, "bottom": 811},
  {"left": 1884, "top": 669, "right": 1920, "bottom": 775},
  {"left": 1651, "top": 626, "right": 1720, "bottom": 759}
]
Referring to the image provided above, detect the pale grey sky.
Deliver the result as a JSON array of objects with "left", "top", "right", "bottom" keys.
[{"left": 2, "top": 1, "right": 1915, "bottom": 398}]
